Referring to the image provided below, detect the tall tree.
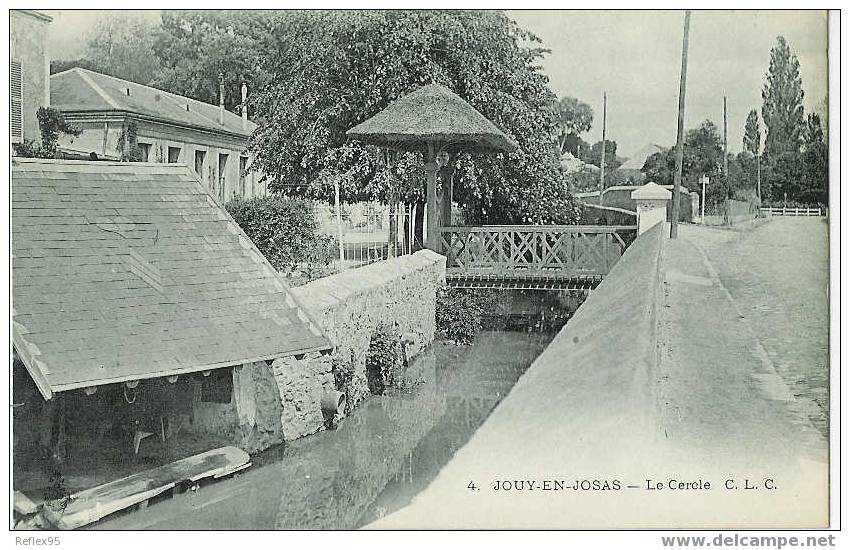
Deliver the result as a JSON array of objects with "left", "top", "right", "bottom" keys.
[
  {"left": 82, "top": 13, "right": 158, "bottom": 84},
  {"left": 761, "top": 36, "right": 805, "bottom": 158},
  {"left": 553, "top": 96, "right": 593, "bottom": 155},
  {"left": 249, "top": 10, "right": 579, "bottom": 226},
  {"left": 743, "top": 108, "right": 762, "bottom": 202},
  {"left": 743, "top": 109, "right": 761, "bottom": 156},
  {"left": 800, "top": 112, "right": 828, "bottom": 205}
]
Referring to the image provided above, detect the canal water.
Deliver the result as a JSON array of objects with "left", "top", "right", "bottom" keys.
[{"left": 91, "top": 291, "right": 577, "bottom": 530}]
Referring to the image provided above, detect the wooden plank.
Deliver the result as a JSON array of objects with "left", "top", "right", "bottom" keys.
[
  {"left": 14, "top": 490, "right": 38, "bottom": 516},
  {"left": 43, "top": 446, "right": 250, "bottom": 530}
]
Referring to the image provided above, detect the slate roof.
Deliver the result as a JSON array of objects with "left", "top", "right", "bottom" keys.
[
  {"left": 12, "top": 158, "right": 330, "bottom": 399},
  {"left": 50, "top": 68, "right": 257, "bottom": 139}
]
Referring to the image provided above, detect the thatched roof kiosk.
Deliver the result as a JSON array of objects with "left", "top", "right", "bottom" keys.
[{"left": 347, "top": 84, "right": 518, "bottom": 251}]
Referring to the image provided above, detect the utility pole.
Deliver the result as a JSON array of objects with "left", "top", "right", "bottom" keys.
[
  {"left": 670, "top": 10, "right": 691, "bottom": 239},
  {"left": 723, "top": 96, "right": 729, "bottom": 191},
  {"left": 599, "top": 91, "right": 607, "bottom": 205}
]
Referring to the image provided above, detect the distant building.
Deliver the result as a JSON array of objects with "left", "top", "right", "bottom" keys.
[
  {"left": 10, "top": 10, "right": 52, "bottom": 146},
  {"left": 576, "top": 183, "right": 696, "bottom": 223},
  {"left": 50, "top": 68, "right": 266, "bottom": 200}
]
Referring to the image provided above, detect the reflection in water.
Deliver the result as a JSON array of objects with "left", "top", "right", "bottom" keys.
[{"left": 92, "top": 293, "right": 570, "bottom": 530}]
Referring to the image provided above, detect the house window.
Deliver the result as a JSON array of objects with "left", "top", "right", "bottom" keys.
[
  {"left": 218, "top": 153, "right": 229, "bottom": 201},
  {"left": 11, "top": 61, "right": 23, "bottom": 143},
  {"left": 194, "top": 150, "right": 206, "bottom": 178},
  {"left": 138, "top": 142, "right": 152, "bottom": 162},
  {"left": 167, "top": 146, "right": 181, "bottom": 163},
  {"left": 239, "top": 156, "right": 248, "bottom": 197}
]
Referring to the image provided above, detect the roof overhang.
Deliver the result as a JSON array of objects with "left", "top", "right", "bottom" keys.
[
  {"left": 57, "top": 109, "right": 255, "bottom": 143},
  {"left": 12, "top": 9, "right": 52, "bottom": 22}
]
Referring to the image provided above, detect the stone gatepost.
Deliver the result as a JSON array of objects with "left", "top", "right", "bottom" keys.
[{"left": 631, "top": 182, "right": 671, "bottom": 235}]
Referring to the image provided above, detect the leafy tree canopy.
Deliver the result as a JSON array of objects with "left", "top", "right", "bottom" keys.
[
  {"left": 82, "top": 13, "right": 158, "bottom": 84},
  {"left": 50, "top": 58, "right": 101, "bottom": 75},
  {"left": 641, "top": 119, "right": 730, "bottom": 205},
  {"left": 553, "top": 96, "right": 593, "bottom": 155},
  {"left": 799, "top": 113, "right": 828, "bottom": 205},
  {"left": 151, "top": 10, "right": 278, "bottom": 116},
  {"left": 247, "top": 10, "right": 579, "bottom": 225}
]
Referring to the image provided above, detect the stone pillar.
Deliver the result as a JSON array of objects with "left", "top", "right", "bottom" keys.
[{"left": 631, "top": 182, "right": 672, "bottom": 235}]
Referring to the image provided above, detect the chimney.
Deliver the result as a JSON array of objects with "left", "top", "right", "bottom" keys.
[
  {"left": 218, "top": 72, "right": 225, "bottom": 126},
  {"left": 241, "top": 82, "right": 248, "bottom": 131}
]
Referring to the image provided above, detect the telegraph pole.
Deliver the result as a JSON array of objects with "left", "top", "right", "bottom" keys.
[
  {"left": 723, "top": 96, "right": 729, "bottom": 189},
  {"left": 670, "top": 10, "right": 691, "bottom": 239},
  {"left": 599, "top": 91, "right": 607, "bottom": 205}
]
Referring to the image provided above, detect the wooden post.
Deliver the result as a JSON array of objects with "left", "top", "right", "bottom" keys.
[
  {"left": 599, "top": 92, "right": 607, "bottom": 205},
  {"left": 388, "top": 194, "right": 399, "bottom": 258},
  {"left": 334, "top": 177, "right": 344, "bottom": 265},
  {"left": 670, "top": 10, "right": 691, "bottom": 239},
  {"left": 425, "top": 142, "right": 439, "bottom": 252},
  {"left": 439, "top": 153, "right": 455, "bottom": 229}
]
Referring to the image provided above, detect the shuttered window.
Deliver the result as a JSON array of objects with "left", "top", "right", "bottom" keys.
[{"left": 11, "top": 60, "right": 23, "bottom": 143}]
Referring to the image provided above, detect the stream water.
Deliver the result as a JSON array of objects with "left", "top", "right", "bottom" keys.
[{"left": 90, "top": 291, "right": 576, "bottom": 530}]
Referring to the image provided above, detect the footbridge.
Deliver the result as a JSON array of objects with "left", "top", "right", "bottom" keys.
[{"left": 439, "top": 225, "right": 637, "bottom": 290}]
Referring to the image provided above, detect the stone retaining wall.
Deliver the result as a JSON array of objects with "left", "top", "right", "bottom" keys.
[
  {"left": 280, "top": 249, "right": 445, "bottom": 440},
  {"left": 190, "top": 250, "right": 444, "bottom": 448},
  {"left": 188, "top": 250, "right": 445, "bottom": 449}
]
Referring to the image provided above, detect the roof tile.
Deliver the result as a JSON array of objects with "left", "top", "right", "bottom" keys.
[{"left": 12, "top": 158, "right": 330, "bottom": 397}]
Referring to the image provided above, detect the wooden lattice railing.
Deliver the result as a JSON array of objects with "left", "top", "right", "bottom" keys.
[{"left": 439, "top": 225, "right": 637, "bottom": 280}]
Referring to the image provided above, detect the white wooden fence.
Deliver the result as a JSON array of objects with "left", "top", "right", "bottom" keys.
[{"left": 759, "top": 207, "right": 823, "bottom": 217}]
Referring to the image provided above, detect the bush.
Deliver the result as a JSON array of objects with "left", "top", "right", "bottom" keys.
[
  {"left": 226, "top": 196, "right": 337, "bottom": 279},
  {"left": 332, "top": 351, "right": 356, "bottom": 415},
  {"left": 435, "top": 287, "right": 489, "bottom": 344},
  {"left": 12, "top": 107, "right": 81, "bottom": 159},
  {"left": 365, "top": 323, "right": 402, "bottom": 395}
]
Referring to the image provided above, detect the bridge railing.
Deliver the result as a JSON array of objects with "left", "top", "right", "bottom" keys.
[{"left": 439, "top": 225, "right": 637, "bottom": 280}]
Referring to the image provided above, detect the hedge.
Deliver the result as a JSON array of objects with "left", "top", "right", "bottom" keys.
[{"left": 226, "top": 196, "right": 336, "bottom": 279}]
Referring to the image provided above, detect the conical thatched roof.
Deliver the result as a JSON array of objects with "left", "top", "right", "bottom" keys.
[{"left": 346, "top": 84, "right": 519, "bottom": 154}]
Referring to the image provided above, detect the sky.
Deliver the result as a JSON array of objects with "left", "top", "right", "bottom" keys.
[
  {"left": 44, "top": 9, "right": 828, "bottom": 159},
  {"left": 507, "top": 10, "right": 828, "bottom": 157}
]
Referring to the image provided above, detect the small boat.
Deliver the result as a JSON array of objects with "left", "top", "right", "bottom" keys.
[{"left": 41, "top": 446, "right": 250, "bottom": 530}]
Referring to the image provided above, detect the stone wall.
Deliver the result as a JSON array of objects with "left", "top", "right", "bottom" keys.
[
  {"left": 189, "top": 361, "right": 286, "bottom": 453},
  {"left": 282, "top": 249, "right": 446, "bottom": 440},
  {"left": 189, "top": 249, "right": 445, "bottom": 448}
]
